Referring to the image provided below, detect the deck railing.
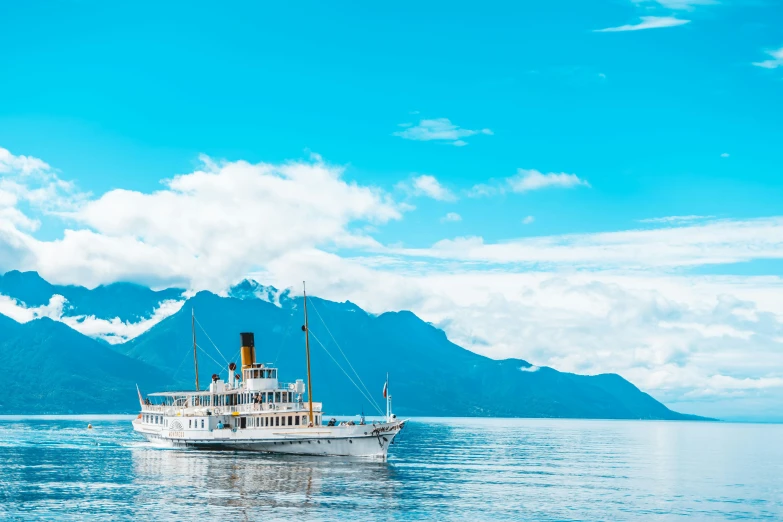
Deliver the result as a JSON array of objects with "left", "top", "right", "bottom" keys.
[{"left": 141, "top": 401, "right": 322, "bottom": 416}]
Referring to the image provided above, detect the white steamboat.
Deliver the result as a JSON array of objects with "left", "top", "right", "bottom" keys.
[{"left": 133, "top": 284, "right": 405, "bottom": 458}]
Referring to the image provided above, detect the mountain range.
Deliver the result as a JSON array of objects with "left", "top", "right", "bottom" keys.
[{"left": 0, "top": 271, "right": 708, "bottom": 420}]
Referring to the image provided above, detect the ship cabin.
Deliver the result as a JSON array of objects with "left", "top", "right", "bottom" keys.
[{"left": 139, "top": 332, "right": 323, "bottom": 432}]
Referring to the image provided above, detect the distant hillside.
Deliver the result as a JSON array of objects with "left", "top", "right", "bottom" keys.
[
  {"left": 117, "top": 287, "right": 706, "bottom": 420},
  {"left": 0, "top": 314, "right": 172, "bottom": 413},
  {"left": 0, "top": 272, "right": 709, "bottom": 420}
]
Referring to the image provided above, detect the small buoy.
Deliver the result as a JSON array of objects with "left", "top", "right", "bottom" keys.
[{"left": 87, "top": 424, "right": 93, "bottom": 429}]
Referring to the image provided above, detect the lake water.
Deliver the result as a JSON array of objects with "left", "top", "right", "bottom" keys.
[{"left": 1, "top": 417, "right": 782, "bottom": 521}]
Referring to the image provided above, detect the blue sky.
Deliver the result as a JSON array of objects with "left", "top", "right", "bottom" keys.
[
  {"left": 1, "top": 0, "right": 783, "bottom": 419},
  {"left": 2, "top": 1, "right": 782, "bottom": 242}
]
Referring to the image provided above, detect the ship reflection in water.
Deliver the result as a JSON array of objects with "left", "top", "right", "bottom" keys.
[{"left": 130, "top": 444, "right": 400, "bottom": 515}]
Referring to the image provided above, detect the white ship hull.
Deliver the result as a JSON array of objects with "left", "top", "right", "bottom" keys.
[{"left": 134, "top": 418, "right": 405, "bottom": 458}]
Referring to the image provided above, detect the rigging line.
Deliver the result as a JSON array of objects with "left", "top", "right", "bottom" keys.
[
  {"left": 309, "top": 298, "right": 382, "bottom": 413},
  {"left": 196, "top": 342, "right": 229, "bottom": 374},
  {"left": 273, "top": 314, "right": 296, "bottom": 366},
  {"left": 309, "top": 331, "right": 384, "bottom": 415},
  {"left": 172, "top": 340, "right": 197, "bottom": 378},
  {"left": 310, "top": 332, "right": 383, "bottom": 416},
  {"left": 194, "top": 316, "right": 229, "bottom": 365}
]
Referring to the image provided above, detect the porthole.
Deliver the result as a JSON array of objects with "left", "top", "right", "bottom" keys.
[
  {"left": 349, "top": 439, "right": 353, "bottom": 444},
  {"left": 317, "top": 440, "right": 321, "bottom": 444}
]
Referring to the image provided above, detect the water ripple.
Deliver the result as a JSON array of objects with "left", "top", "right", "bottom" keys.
[{"left": 1, "top": 417, "right": 782, "bottom": 520}]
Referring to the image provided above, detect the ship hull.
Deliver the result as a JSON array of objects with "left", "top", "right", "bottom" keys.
[{"left": 134, "top": 419, "right": 405, "bottom": 459}]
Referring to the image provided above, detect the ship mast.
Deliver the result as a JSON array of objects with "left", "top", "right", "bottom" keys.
[
  {"left": 192, "top": 307, "right": 200, "bottom": 391},
  {"left": 303, "top": 282, "right": 314, "bottom": 426}
]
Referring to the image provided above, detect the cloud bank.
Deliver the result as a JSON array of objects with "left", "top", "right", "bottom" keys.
[
  {"left": 0, "top": 293, "right": 184, "bottom": 344},
  {"left": 2, "top": 146, "right": 783, "bottom": 419}
]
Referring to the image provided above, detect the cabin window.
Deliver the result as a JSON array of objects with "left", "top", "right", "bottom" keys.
[
  {"left": 275, "top": 392, "right": 281, "bottom": 402},
  {"left": 189, "top": 419, "right": 192, "bottom": 428},
  {"left": 275, "top": 416, "right": 279, "bottom": 426},
  {"left": 286, "top": 416, "right": 291, "bottom": 426},
  {"left": 295, "top": 416, "right": 300, "bottom": 426},
  {"left": 302, "top": 415, "right": 307, "bottom": 425}
]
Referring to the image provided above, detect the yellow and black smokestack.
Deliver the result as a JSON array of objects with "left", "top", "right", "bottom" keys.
[{"left": 240, "top": 332, "right": 255, "bottom": 369}]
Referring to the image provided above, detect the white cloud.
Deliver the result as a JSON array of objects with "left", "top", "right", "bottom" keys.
[
  {"left": 389, "top": 217, "right": 783, "bottom": 269},
  {"left": 720, "top": 153, "right": 730, "bottom": 158},
  {"left": 0, "top": 293, "right": 184, "bottom": 343},
  {"left": 468, "top": 168, "right": 590, "bottom": 197},
  {"left": 0, "top": 147, "right": 87, "bottom": 217},
  {"left": 400, "top": 174, "right": 457, "bottom": 201},
  {"left": 0, "top": 293, "right": 67, "bottom": 323},
  {"left": 441, "top": 212, "right": 462, "bottom": 223},
  {"left": 638, "top": 215, "right": 713, "bottom": 224},
  {"left": 508, "top": 169, "right": 590, "bottom": 192},
  {"left": 0, "top": 151, "right": 404, "bottom": 290},
  {"left": 0, "top": 148, "right": 51, "bottom": 175},
  {"left": 753, "top": 47, "right": 783, "bottom": 69},
  {"left": 595, "top": 16, "right": 690, "bottom": 32},
  {"left": 632, "top": 0, "right": 717, "bottom": 10},
  {"left": 393, "top": 118, "right": 493, "bottom": 146},
  {"left": 522, "top": 216, "right": 535, "bottom": 225},
  {"left": 61, "top": 299, "right": 185, "bottom": 344}
]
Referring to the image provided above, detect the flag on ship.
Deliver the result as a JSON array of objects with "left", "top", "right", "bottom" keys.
[
  {"left": 383, "top": 379, "right": 388, "bottom": 399},
  {"left": 136, "top": 384, "right": 144, "bottom": 408}
]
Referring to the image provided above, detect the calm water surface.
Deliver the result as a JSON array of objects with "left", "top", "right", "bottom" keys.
[{"left": 1, "top": 416, "right": 782, "bottom": 521}]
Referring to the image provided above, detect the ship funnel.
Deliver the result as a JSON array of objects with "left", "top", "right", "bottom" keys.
[
  {"left": 240, "top": 332, "right": 255, "bottom": 369},
  {"left": 228, "top": 362, "right": 236, "bottom": 387}
]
